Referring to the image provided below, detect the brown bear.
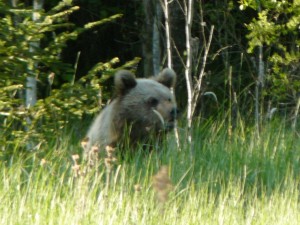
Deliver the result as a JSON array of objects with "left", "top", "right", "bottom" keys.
[{"left": 85, "top": 68, "right": 177, "bottom": 159}]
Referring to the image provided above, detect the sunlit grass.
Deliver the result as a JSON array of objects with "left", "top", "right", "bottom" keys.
[{"left": 0, "top": 119, "right": 299, "bottom": 224}]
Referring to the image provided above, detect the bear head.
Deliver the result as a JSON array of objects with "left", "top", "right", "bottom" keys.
[
  {"left": 113, "top": 68, "right": 177, "bottom": 139},
  {"left": 85, "top": 68, "right": 177, "bottom": 160}
]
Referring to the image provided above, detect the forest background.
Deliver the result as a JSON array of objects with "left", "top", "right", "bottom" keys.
[
  {"left": 0, "top": 0, "right": 299, "bottom": 154},
  {"left": 1, "top": 1, "right": 300, "bottom": 223}
]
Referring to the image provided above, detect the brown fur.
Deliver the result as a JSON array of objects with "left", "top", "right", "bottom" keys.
[{"left": 85, "top": 68, "right": 177, "bottom": 157}]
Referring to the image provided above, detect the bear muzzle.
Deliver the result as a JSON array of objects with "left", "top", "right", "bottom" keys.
[
  {"left": 170, "top": 107, "right": 179, "bottom": 121},
  {"left": 165, "top": 107, "right": 178, "bottom": 130}
]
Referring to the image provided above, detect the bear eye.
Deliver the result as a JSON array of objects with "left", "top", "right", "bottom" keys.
[
  {"left": 147, "top": 97, "right": 159, "bottom": 107},
  {"left": 168, "top": 97, "right": 172, "bottom": 102}
]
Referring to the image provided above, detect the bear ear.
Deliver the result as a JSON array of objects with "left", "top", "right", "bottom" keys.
[
  {"left": 154, "top": 68, "right": 176, "bottom": 88},
  {"left": 114, "top": 70, "right": 137, "bottom": 95}
]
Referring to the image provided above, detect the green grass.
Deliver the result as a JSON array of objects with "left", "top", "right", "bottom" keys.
[{"left": 1, "top": 120, "right": 300, "bottom": 224}]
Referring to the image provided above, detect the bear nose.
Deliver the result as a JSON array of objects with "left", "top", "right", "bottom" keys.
[{"left": 170, "top": 107, "right": 179, "bottom": 120}]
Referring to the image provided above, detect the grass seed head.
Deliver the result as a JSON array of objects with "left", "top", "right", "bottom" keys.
[
  {"left": 91, "top": 145, "right": 99, "bottom": 153},
  {"left": 81, "top": 137, "right": 89, "bottom": 150},
  {"left": 40, "top": 158, "right": 47, "bottom": 167},
  {"left": 104, "top": 146, "right": 117, "bottom": 171},
  {"left": 134, "top": 184, "right": 142, "bottom": 192},
  {"left": 105, "top": 158, "right": 113, "bottom": 169},
  {"left": 105, "top": 145, "right": 116, "bottom": 158},
  {"left": 72, "top": 164, "right": 81, "bottom": 178},
  {"left": 72, "top": 154, "right": 80, "bottom": 164}
]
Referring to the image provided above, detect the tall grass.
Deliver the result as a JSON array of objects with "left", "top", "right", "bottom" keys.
[{"left": 1, "top": 119, "right": 299, "bottom": 224}]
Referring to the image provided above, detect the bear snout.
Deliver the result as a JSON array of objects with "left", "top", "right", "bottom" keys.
[
  {"left": 170, "top": 107, "right": 179, "bottom": 121},
  {"left": 163, "top": 107, "right": 178, "bottom": 131}
]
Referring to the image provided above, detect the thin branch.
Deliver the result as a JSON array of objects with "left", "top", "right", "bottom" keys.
[
  {"left": 161, "top": 0, "right": 172, "bottom": 68},
  {"left": 191, "top": 25, "right": 214, "bottom": 117},
  {"left": 171, "top": 39, "right": 186, "bottom": 68}
]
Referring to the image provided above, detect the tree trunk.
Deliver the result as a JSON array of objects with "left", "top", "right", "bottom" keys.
[
  {"left": 185, "top": 0, "right": 194, "bottom": 146},
  {"left": 25, "top": 0, "right": 44, "bottom": 150},
  {"left": 142, "top": 0, "right": 154, "bottom": 76},
  {"left": 26, "top": 0, "right": 44, "bottom": 109},
  {"left": 255, "top": 3, "right": 264, "bottom": 137},
  {"left": 255, "top": 44, "right": 264, "bottom": 136},
  {"left": 152, "top": 2, "right": 162, "bottom": 75},
  {"left": 161, "top": 0, "right": 180, "bottom": 149}
]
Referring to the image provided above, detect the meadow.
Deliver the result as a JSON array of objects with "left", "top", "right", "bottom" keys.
[{"left": 1, "top": 119, "right": 299, "bottom": 225}]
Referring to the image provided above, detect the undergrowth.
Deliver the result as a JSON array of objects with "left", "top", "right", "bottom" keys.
[{"left": 0, "top": 119, "right": 299, "bottom": 224}]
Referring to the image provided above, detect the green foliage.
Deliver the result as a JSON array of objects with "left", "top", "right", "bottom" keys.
[
  {"left": 243, "top": 0, "right": 300, "bottom": 102},
  {"left": 0, "top": 0, "right": 142, "bottom": 154},
  {"left": 198, "top": 1, "right": 258, "bottom": 118}
]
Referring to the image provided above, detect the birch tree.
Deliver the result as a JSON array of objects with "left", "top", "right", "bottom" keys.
[
  {"left": 160, "top": 0, "right": 181, "bottom": 149},
  {"left": 254, "top": 3, "right": 264, "bottom": 137},
  {"left": 25, "top": 0, "right": 44, "bottom": 150},
  {"left": 160, "top": 0, "right": 215, "bottom": 149},
  {"left": 184, "top": 0, "right": 194, "bottom": 145},
  {"left": 26, "top": 0, "right": 44, "bottom": 109},
  {"left": 9, "top": 0, "right": 43, "bottom": 149},
  {"left": 183, "top": 0, "right": 214, "bottom": 147}
]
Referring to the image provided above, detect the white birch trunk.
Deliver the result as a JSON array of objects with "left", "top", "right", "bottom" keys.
[
  {"left": 11, "top": 0, "right": 18, "bottom": 7},
  {"left": 185, "top": 0, "right": 194, "bottom": 145},
  {"left": 26, "top": 0, "right": 43, "bottom": 110},
  {"left": 161, "top": 0, "right": 180, "bottom": 149},
  {"left": 25, "top": 0, "right": 44, "bottom": 150},
  {"left": 255, "top": 45, "right": 264, "bottom": 135},
  {"left": 255, "top": 3, "right": 264, "bottom": 136},
  {"left": 163, "top": 0, "right": 172, "bottom": 69},
  {"left": 26, "top": 79, "right": 37, "bottom": 108}
]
